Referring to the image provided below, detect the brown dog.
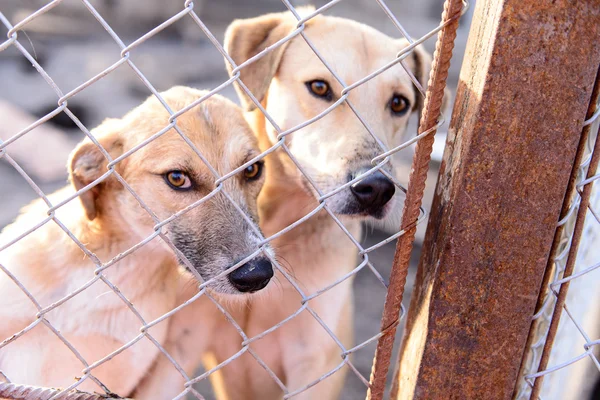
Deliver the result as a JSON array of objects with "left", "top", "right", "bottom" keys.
[
  {"left": 0, "top": 86, "right": 272, "bottom": 397},
  {"left": 135, "top": 9, "right": 436, "bottom": 400}
]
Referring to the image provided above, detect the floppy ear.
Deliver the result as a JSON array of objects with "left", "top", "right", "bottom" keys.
[
  {"left": 224, "top": 12, "right": 296, "bottom": 111},
  {"left": 68, "top": 119, "right": 123, "bottom": 220},
  {"left": 402, "top": 41, "right": 451, "bottom": 116}
]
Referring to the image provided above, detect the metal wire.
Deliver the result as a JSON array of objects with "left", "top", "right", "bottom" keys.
[{"left": 0, "top": 0, "right": 462, "bottom": 398}]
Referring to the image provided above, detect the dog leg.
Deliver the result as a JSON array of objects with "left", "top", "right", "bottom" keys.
[
  {"left": 284, "top": 348, "right": 348, "bottom": 400},
  {"left": 133, "top": 343, "right": 191, "bottom": 400},
  {"left": 282, "top": 295, "right": 354, "bottom": 400},
  {"left": 133, "top": 281, "right": 220, "bottom": 400}
]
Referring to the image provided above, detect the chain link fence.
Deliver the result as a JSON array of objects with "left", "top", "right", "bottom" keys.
[{"left": 0, "top": 0, "right": 466, "bottom": 399}]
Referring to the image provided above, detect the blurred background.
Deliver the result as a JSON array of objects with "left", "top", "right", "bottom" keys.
[{"left": 2, "top": 1, "right": 596, "bottom": 400}]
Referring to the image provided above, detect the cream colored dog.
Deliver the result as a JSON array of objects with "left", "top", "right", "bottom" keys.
[
  {"left": 134, "top": 8, "right": 436, "bottom": 400},
  {"left": 217, "top": 10, "right": 435, "bottom": 400},
  {"left": 0, "top": 86, "right": 272, "bottom": 397}
]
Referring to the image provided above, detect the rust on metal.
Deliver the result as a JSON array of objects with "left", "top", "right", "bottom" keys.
[
  {"left": 529, "top": 72, "right": 600, "bottom": 399},
  {"left": 365, "top": 0, "right": 464, "bottom": 398},
  {"left": 394, "top": 0, "right": 600, "bottom": 399},
  {"left": 0, "top": 382, "right": 129, "bottom": 400},
  {"left": 515, "top": 67, "right": 600, "bottom": 398}
]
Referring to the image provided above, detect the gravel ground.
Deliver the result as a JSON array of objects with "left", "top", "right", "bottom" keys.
[{"left": 0, "top": 1, "right": 473, "bottom": 398}]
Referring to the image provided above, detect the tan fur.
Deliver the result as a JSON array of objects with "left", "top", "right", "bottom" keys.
[
  {"left": 0, "top": 86, "right": 268, "bottom": 397},
  {"left": 136, "top": 9, "right": 439, "bottom": 400}
]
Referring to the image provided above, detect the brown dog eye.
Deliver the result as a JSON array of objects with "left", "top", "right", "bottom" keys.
[
  {"left": 165, "top": 171, "right": 192, "bottom": 190},
  {"left": 390, "top": 94, "right": 410, "bottom": 115},
  {"left": 306, "top": 80, "right": 332, "bottom": 101},
  {"left": 244, "top": 162, "right": 263, "bottom": 181}
]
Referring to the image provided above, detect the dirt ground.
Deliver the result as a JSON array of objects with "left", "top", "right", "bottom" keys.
[{"left": 0, "top": 1, "right": 473, "bottom": 398}]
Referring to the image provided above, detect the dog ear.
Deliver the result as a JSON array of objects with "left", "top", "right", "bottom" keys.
[
  {"left": 401, "top": 40, "right": 451, "bottom": 117},
  {"left": 68, "top": 119, "right": 123, "bottom": 220},
  {"left": 224, "top": 12, "right": 297, "bottom": 111}
]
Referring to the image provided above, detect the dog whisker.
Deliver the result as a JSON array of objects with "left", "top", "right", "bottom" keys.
[{"left": 95, "top": 290, "right": 114, "bottom": 300}]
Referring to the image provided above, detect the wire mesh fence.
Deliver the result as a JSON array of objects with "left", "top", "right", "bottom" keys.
[
  {"left": 0, "top": 0, "right": 466, "bottom": 399},
  {"left": 516, "top": 74, "right": 600, "bottom": 400}
]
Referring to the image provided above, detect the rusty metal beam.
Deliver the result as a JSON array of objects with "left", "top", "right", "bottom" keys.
[
  {"left": 393, "top": 0, "right": 600, "bottom": 399},
  {"left": 529, "top": 73, "right": 600, "bottom": 398},
  {"left": 514, "top": 67, "right": 600, "bottom": 399}
]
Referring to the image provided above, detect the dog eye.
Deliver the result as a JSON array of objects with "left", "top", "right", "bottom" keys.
[
  {"left": 390, "top": 94, "right": 410, "bottom": 115},
  {"left": 243, "top": 162, "right": 263, "bottom": 181},
  {"left": 306, "top": 80, "right": 332, "bottom": 101},
  {"left": 165, "top": 171, "right": 192, "bottom": 190}
]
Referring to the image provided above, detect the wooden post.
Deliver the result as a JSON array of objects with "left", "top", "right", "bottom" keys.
[{"left": 393, "top": 0, "right": 600, "bottom": 399}]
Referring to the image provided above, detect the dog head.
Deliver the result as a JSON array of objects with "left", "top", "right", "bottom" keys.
[
  {"left": 68, "top": 86, "right": 273, "bottom": 295},
  {"left": 225, "top": 10, "right": 440, "bottom": 220}
]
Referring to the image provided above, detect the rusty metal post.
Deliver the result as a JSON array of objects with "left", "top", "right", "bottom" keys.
[
  {"left": 529, "top": 75, "right": 600, "bottom": 398},
  {"left": 393, "top": 0, "right": 600, "bottom": 399},
  {"left": 513, "top": 67, "right": 600, "bottom": 399}
]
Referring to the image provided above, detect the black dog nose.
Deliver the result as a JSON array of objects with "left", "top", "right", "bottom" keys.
[
  {"left": 228, "top": 258, "right": 273, "bottom": 293},
  {"left": 350, "top": 171, "right": 395, "bottom": 209}
]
